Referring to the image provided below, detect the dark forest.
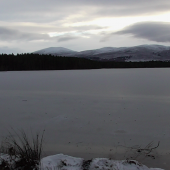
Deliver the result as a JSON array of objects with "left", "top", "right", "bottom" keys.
[{"left": 1, "top": 53, "right": 170, "bottom": 71}]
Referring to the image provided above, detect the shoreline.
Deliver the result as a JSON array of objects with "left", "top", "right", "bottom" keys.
[{"left": 0, "top": 153, "right": 165, "bottom": 170}]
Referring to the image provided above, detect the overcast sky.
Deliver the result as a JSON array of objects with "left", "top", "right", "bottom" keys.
[{"left": 1, "top": 0, "right": 170, "bottom": 53}]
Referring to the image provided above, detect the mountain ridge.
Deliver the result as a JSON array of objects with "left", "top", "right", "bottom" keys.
[{"left": 33, "top": 44, "right": 170, "bottom": 62}]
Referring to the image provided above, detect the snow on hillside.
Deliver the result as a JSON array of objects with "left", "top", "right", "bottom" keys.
[
  {"left": 78, "top": 47, "right": 117, "bottom": 56},
  {"left": 137, "top": 45, "right": 170, "bottom": 52},
  {"left": 75, "top": 47, "right": 128, "bottom": 57},
  {"left": 33, "top": 47, "right": 78, "bottom": 56},
  {"left": 77, "top": 45, "right": 169, "bottom": 57},
  {"left": 86, "top": 45, "right": 170, "bottom": 61}
]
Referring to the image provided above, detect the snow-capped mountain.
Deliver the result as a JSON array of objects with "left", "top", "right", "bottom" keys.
[
  {"left": 33, "top": 47, "right": 78, "bottom": 56},
  {"left": 76, "top": 47, "right": 118, "bottom": 57},
  {"left": 33, "top": 45, "right": 170, "bottom": 61}
]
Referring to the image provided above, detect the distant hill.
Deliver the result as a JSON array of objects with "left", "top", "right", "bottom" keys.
[
  {"left": 33, "top": 47, "right": 78, "bottom": 56},
  {"left": 33, "top": 45, "right": 170, "bottom": 62}
]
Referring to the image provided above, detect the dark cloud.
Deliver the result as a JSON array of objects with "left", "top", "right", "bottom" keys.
[
  {"left": 115, "top": 22, "right": 170, "bottom": 42},
  {"left": 0, "top": 27, "right": 90, "bottom": 43},
  {"left": 70, "top": 25, "right": 106, "bottom": 31},
  {"left": 0, "top": 27, "right": 50, "bottom": 41},
  {"left": 58, "top": 36, "right": 78, "bottom": 42}
]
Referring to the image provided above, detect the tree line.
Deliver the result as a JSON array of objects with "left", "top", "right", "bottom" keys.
[{"left": 1, "top": 53, "right": 170, "bottom": 71}]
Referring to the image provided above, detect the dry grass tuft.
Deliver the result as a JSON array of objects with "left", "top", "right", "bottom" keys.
[{"left": 0, "top": 129, "right": 45, "bottom": 170}]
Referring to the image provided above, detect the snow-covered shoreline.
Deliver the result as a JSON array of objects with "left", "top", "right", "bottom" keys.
[
  {"left": 0, "top": 153, "right": 165, "bottom": 170},
  {"left": 40, "top": 154, "right": 164, "bottom": 170}
]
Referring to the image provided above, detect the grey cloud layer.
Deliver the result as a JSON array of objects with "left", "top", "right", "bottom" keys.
[
  {"left": 115, "top": 22, "right": 170, "bottom": 42},
  {"left": 0, "top": 23, "right": 105, "bottom": 34},
  {"left": 1, "top": 0, "right": 170, "bottom": 22},
  {"left": 1, "top": 0, "right": 169, "bottom": 43},
  {"left": 1, "top": 0, "right": 170, "bottom": 54},
  {"left": 0, "top": 27, "right": 49, "bottom": 41},
  {"left": 2, "top": 21, "right": 170, "bottom": 44},
  {"left": 57, "top": 35, "right": 78, "bottom": 42},
  {"left": 0, "top": 26, "right": 97, "bottom": 42}
]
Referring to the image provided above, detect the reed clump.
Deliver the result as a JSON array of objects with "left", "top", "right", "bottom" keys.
[{"left": 0, "top": 129, "right": 44, "bottom": 170}]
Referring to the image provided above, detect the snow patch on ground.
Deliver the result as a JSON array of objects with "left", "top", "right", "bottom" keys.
[
  {"left": 0, "top": 153, "right": 20, "bottom": 169},
  {"left": 0, "top": 153, "right": 165, "bottom": 170},
  {"left": 40, "top": 154, "right": 83, "bottom": 170},
  {"left": 40, "top": 154, "right": 164, "bottom": 170}
]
